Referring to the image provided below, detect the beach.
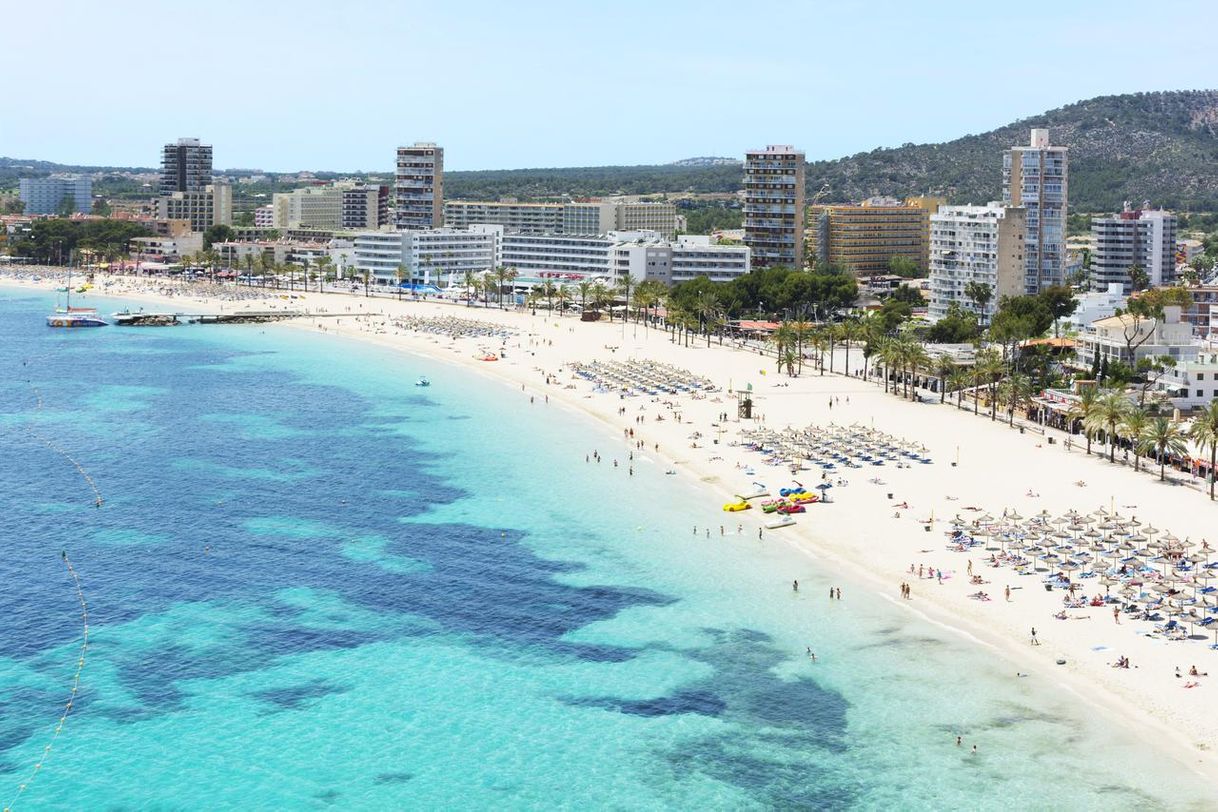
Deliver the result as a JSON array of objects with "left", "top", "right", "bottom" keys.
[{"left": 7, "top": 269, "right": 1218, "bottom": 787}]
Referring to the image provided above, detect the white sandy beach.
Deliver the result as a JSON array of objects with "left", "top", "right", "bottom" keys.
[{"left": 7, "top": 270, "right": 1218, "bottom": 781}]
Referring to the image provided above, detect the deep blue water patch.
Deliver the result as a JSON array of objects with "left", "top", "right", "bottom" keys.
[{"left": 0, "top": 294, "right": 675, "bottom": 761}]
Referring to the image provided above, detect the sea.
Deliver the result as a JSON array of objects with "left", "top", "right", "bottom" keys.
[{"left": 0, "top": 287, "right": 1211, "bottom": 810}]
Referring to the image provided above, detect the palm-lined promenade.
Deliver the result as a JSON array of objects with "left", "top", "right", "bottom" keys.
[{"left": 5, "top": 267, "right": 1218, "bottom": 785}]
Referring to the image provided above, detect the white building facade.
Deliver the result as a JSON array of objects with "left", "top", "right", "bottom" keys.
[
  {"left": 927, "top": 204, "right": 1026, "bottom": 323},
  {"left": 1090, "top": 206, "right": 1178, "bottom": 293}
]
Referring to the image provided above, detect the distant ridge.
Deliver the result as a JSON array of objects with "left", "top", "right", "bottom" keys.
[{"left": 6, "top": 91, "right": 1218, "bottom": 210}]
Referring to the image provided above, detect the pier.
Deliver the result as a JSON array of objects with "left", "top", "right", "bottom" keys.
[{"left": 113, "top": 311, "right": 342, "bottom": 326}]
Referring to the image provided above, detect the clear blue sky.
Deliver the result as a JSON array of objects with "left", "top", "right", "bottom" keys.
[{"left": 3, "top": 0, "right": 1213, "bottom": 172}]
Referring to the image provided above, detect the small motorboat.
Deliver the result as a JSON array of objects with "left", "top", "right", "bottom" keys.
[
  {"left": 765, "top": 516, "right": 797, "bottom": 530},
  {"left": 415, "top": 377, "right": 431, "bottom": 387}
]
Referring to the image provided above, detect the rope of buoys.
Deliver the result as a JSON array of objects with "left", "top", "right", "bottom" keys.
[
  {"left": 3, "top": 553, "right": 89, "bottom": 812},
  {"left": 22, "top": 363, "right": 104, "bottom": 508}
]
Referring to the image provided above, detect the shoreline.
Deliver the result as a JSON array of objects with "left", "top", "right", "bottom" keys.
[{"left": 6, "top": 271, "right": 1218, "bottom": 783}]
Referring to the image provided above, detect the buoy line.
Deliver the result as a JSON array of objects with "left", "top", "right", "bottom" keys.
[
  {"left": 22, "top": 362, "right": 104, "bottom": 508},
  {"left": 3, "top": 553, "right": 89, "bottom": 812}
]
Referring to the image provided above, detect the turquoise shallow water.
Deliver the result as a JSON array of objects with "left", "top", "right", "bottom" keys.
[{"left": 0, "top": 288, "right": 1212, "bottom": 809}]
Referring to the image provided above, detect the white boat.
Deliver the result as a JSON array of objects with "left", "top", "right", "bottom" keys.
[
  {"left": 765, "top": 517, "right": 797, "bottom": 530},
  {"left": 47, "top": 266, "right": 106, "bottom": 328},
  {"left": 415, "top": 377, "right": 431, "bottom": 387}
]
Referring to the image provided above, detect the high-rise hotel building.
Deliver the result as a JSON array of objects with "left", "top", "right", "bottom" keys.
[
  {"left": 743, "top": 145, "right": 805, "bottom": 268},
  {"left": 160, "top": 138, "right": 213, "bottom": 195},
  {"left": 395, "top": 142, "right": 443, "bottom": 229},
  {"left": 1002, "top": 128, "right": 1068, "bottom": 294}
]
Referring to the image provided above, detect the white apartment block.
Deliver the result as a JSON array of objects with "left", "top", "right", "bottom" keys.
[
  {"left": 1156, "top": 349, "right": 1218, "bottom": 410},
  {"left": 502, "top": 232, "right": 617, "bottom": 278},
  {"left": 928, "top": 204, "right": 1026, "bottom": 323},
  {"left": 442, "top": 199, "right": 678, "bottom": 238},
  {"left": 1066, "top": 282, "right": 1127, "bottom": 333},
  {"left": 670, "top": 235, "right": 750, "bottom": 283},
  {"left": 1090, "top": 206, "right": 1178, "bottom": 292},
  {"left": 352, "top": 226, "right": 500, "bottom": 285},
  {"left": 395, "top": 142, "right": 443, "bottom": 229},
  {"left": 1074, "top": 305, "right": 1196, "bottom": 369},
  {"left": 130, "top": 233, "right": 204, "bottom": 263},
  {"left": 153, "top": 182, "right": 232, "bottom": 232},
  {"left": 505, "top": 230, "right": 748, "bottom": 284},
  {"left": 403, "top": 225, "right": 501, "bottom": 285},
  {"left": 443, "top": 201, "right": 564, "bottom": 234},
  {"left": 353, "top": 232, "right": 408, "bottom": 280}
]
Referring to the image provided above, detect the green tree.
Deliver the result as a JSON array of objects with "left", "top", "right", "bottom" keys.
[
  {"left": 933, "top": 356, "right": 956, "bottom": 404},
  {"left": 1119, "top": 406, "right": 1151, "bottom": 472},
  {"left": 1140, "top": 416, "right": 1188, "bottom": 482},
  {"left": 1068, "top": 386, "right": 1099, "bottom": 455},
  {"left": 1038, "top": 285, "right": 1078, "bottom": 337},
  {"left": 1084, "top": 391, "right": 1130, "bottom": 463},
  {"left": 1188, "top": 400, "right": 1218, "bottom": 499},
  {"left": 926, "top": 301, "right": 981, "bottom": 344},
  {"left": 948, "top": 367, "right": 971, "bottom": 411},
  {"left": 1127, "top": 264, "right": 1149, "bottom": 292},
  {"left": 202, "top": 225, "right": 235, "bottom": 250},
  {"left": 997, "top": 373, "right": 1033, "bottom": 426},
  {"left": 974, "top": 348, "right": 1006, "bottom": 420},
  {"left": 886, "top": 254, "right": 924, "bottom": 279},
  {"left": 963, "top": 281, "right": 993, "bottom": 327}
]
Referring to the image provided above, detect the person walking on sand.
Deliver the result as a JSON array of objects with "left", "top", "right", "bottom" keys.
[
  {"left": 1005, "top": 585, "right": 1011, "bottom": 602},
  {"left": 1030, "top": 627, "right": 1039, "bottom": 645},
  {"left": 1113, "top": 606, "right": 1120, "bottom": 624},
  {"left": 793, "top": 580, "right": 799, "bottom": 592}
]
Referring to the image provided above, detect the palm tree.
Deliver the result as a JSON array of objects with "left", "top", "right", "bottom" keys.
[
  {"left": 948, "top": 368, "right": 971, "bottom": 411},
  {"left": 840, "top": 320, "right": 860, "bottom": 378},
  {"left": 462, "top": 268, "right": 477, "bottom": 306},
  {"left": 1119, "top": 406, "right": 1151, "bottom": 472},
  {"left": 809, "top": 329, "right": 829, "bottom": 376},
  {"left": 779, "top": 348, "right": 798, "bottom": 377},
  {"left": 617, "top": 274, "right": 637, "bottom": 323},
  {"left": 975, "top": 349, "right": 1005, "bottom": 420},
  {"left": 1085, "top": 391, "right": 1130, "bottom": 463},
  {"left": 540, "top": 280, "right": 557, "bottom": 313},
  {"left": 481, "top": 271, "right": 495, "bottom": 308},
  {"left": 525, "top": 288, "right": 541, "bottom": 315},
  {"left": 1067, "top": 387, "right": 1098, "bottom": 455},
  {"left": 906, "top": 341, "right": 931, "bottom": 401},
  {"left": 692, "top": 291, "right": 720, "bottom": 346},
  {"left": 577, "top": 280, "right": 592, "bottom": 315},
  {"left": 394, "top": 263, "right": 407, "bottom": 300},
  {"left": 1140, "top": 416, "right": 1188, "bottom": 482},
  {"left": 934, "top": 356, "right": 956, "bottom": 404},
  {"left": 1188, "top": 400, "right": 1218, "bottom": 499},
  {"left": 590, "top": 282, "right": 610, "bottom": 317},
  {"left": 555, "top": 286, "right": 571, "bottom": 316},
  {"left": 315, "top": 255, "right": 332, "bottom": 293},
  {"left": 770, "top": 323, "right": 796, "bottom": 371},
  {"left": 493, "top": 266, "right": 517, "bottom": 308},
  {"left": 361, "top": 269, "right": 371, "bottom": 298},
  {"left": 873, "top": 337, "right": 894, "bottom": 393},
  {"left": 997, "top": 373, "right": 1033, "bottom": 426}
]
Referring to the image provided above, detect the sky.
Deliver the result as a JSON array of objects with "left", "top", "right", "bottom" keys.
[{"left": 3, "top": 0, "right": 1215, "bottom": 173}]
